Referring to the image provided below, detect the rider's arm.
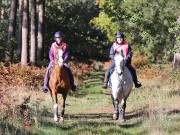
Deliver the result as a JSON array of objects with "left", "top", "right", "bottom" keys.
[
  {"left": 63, "top": 44, "right": 70, "bottom": 63},
  {"left": 109, "top": 45, "right": 115, "bottom": 60},
  {"left": 126, "top": 46, "right": 132, "bottom": 63},
  {"left": 49, "top": 46, "right": 54, "bottom": 62}
]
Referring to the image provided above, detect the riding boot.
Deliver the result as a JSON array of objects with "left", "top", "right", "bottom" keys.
[
  {"left": 43, "top": 62, "right": 53, "bottom": 93},
  {"left": 102, "top": 62, "right": 115, "bottom": 89},
  {"left": 43, "top": 69, "right": 50, "bottom": 93},
  {"left": 127, "top": 64, "right": 142, "bottom": 88},
  {"left": 66, "top": 67, "right": 76, "bottom": 91},
  {"left": 102, "top": 71, "right": 109, "bottom": 89}
]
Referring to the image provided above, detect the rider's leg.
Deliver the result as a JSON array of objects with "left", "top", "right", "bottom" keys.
[
  {"left": 64, "top": 65, "right": 76, "bottom": 91},
  {"left": 43, "top": 62, "right": 53, "bottom": 93},
  {"left": 126, "top": 64, "right": 142, "bottom": 88},
  {"left": 102, "top": 62, "right": 115, "bottom": 89}
]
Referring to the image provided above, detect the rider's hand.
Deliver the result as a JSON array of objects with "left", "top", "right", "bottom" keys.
[
  {"left": 63, "top": 63, "right": 69, "bottom": 67},
  {"left": 123, "top": 58, "right": 128, "bottom": 65}
]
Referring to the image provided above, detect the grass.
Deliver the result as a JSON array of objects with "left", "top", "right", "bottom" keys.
[{"left": 0, "top": 66, "right": 180, "bottom": 135}]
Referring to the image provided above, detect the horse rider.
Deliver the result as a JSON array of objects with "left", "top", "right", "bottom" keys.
[
  {"left": 102, "top": 31, "right": 142, "bottom": 89},
  {"left": 42, "top": 31, "right": 76, "bottom": 93}
]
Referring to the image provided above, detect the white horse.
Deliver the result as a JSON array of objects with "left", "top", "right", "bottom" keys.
[{"left": 110, "top": 49, "right": 133, "bottom": 123}]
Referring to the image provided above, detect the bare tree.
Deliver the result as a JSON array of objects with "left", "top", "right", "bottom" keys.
[
  {"left": 173, "top": 53, "right": 180, "bottom": 69},
  {"left": 21, "top": 0, "right": 29, "bottom": 65},
  {"left": 30, "top": 0, "right": 36, "bottom": 64},
  {"left": 37, "top": 0, "right": 45, "bottom": 62},
  {"left": 0, "top": 1, "right": 2, "bottom": 26},
  {"left": 18, "top": 0, "right": 23, "bottom": 56},
  {"left": 6, "top": 0, "right": 18, "bottom": 62}
]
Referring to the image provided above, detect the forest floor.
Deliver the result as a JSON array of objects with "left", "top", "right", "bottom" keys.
[{"left": 0, "top": 61, "right": 180, "bottom": 135}]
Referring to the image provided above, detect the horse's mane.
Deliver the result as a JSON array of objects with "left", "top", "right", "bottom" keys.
[{"left": 49, "top": 48, "right": 70, "bottom": 90}]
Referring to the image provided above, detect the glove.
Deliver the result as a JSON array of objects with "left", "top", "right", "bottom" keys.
[
  {"left": 63, "top": 63, "right": 69, "bottom": 68},
  {"left": 123, "top": 58, "right": 127, "bottom": 65}
]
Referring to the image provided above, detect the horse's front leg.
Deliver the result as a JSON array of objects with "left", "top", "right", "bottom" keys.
[
  {"left": 60, "top": 93, "right": 67, "bottom": 122},
  {"left": 111, "top": 90, "right": 119, "bottom": 120},
  {"left": 119, "top": 98, "right": 126, "bottom": 123},
  {"left": 52, "top": 91, "right": 58, "bottom": 122}
]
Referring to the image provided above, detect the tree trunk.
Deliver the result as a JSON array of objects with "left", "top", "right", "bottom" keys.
[
  {"left": 30, "top": 0, "right": 36, "bottom": 65},
  {"left": 21, "top": 0, "right": 29, "bottom": 65},
  {"left": 173, "top": 53, "right": 180, "bottom": 69},
  {"left": 18, "top": 0, "right": 23, "bottom": 57},
  {"left": 37, "top": 0, "right": 45, "bottom": 62},
  {"left": 1, "top": 8, "right": 4, "bottom": 20},
  {"left": 0, "top": 1, "right": 2, "bottom": 26},
  {"left": 6, "top": 0, "right": 18, "bottom": 62}
]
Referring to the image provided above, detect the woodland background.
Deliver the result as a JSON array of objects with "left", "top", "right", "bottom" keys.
[{"left": 0, "top": 0, "right": 180, "bottom": 64}]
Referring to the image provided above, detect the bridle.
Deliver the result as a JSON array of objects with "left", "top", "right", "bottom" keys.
[
  {"left": 54, "top": 49, "right": 64, "bottom": 67},
  {"left": 114, "top": 55, "right": 125, "bottom": 78}
]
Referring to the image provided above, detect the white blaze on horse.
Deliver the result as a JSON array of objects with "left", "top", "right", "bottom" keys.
[
  {"left": 110, "top": 48, "right": 133, "bottom": 123},
  {"left": 49, "top": 48, "right": 71, "bottom": 122}
]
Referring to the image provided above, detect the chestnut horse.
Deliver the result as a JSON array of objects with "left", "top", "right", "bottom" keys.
[{"left": 49, "top": 48, "right": 71, "bottom": 122}]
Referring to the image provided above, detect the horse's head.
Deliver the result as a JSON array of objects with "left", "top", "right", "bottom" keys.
[
  {"left": 55, "top": 49, "right": 64, "bottom": 66},
  {"left": 114, "top": 48, "right": 126, "bottom": 75}
]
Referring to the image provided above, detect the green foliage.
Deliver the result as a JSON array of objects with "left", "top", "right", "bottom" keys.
[
  {"left": 169, "top": 22, "right": 180, "bottom": 53},
  {"left": 0, "top": 20, "right": 8, "bottom": 61},
  {"left": 0, "top": 0, "right": 109, "bottom": 62},
  {"left": 1, "top": 0, "right": 180, "bottom": 62},
  {"left": 45, "top": 0, "right": 108, "bottom": 60},
  {"left": 91, "top": 12, "right": 119, "bottom": 42},
  {"left": 95, "top": 0, "right": 180, "bottom": 63},
  {"left": 0, "top": 0, "right": 11, "bottom": 61}
]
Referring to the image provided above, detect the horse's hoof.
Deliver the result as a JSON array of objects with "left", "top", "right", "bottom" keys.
[
  {"left": 113, "top": 113, "right": 118, "bottom": 120},
  {"left": 119, "top": 118, "right": 125, "bottom": 123},
  {"left": 59, "top": 116, "right": 64, "bottom": 122},
  {"left": 54, "top": 117, "right": 58, "bottom": 122}
]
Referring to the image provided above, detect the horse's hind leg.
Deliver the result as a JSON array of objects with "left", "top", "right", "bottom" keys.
[
  {"left": 60, "top": 93, "right": 67, "bottom": 122},
  {"left": 52, "top": 91, "right": 58, "bottom": 122}
]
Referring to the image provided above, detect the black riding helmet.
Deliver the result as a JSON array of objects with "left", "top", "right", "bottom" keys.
[
  {"left": 54, "top": 31, "right": 63, "bottom": 38},
  {"left": 116, "top": 32, "right": 125, "bottom": 39}
]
